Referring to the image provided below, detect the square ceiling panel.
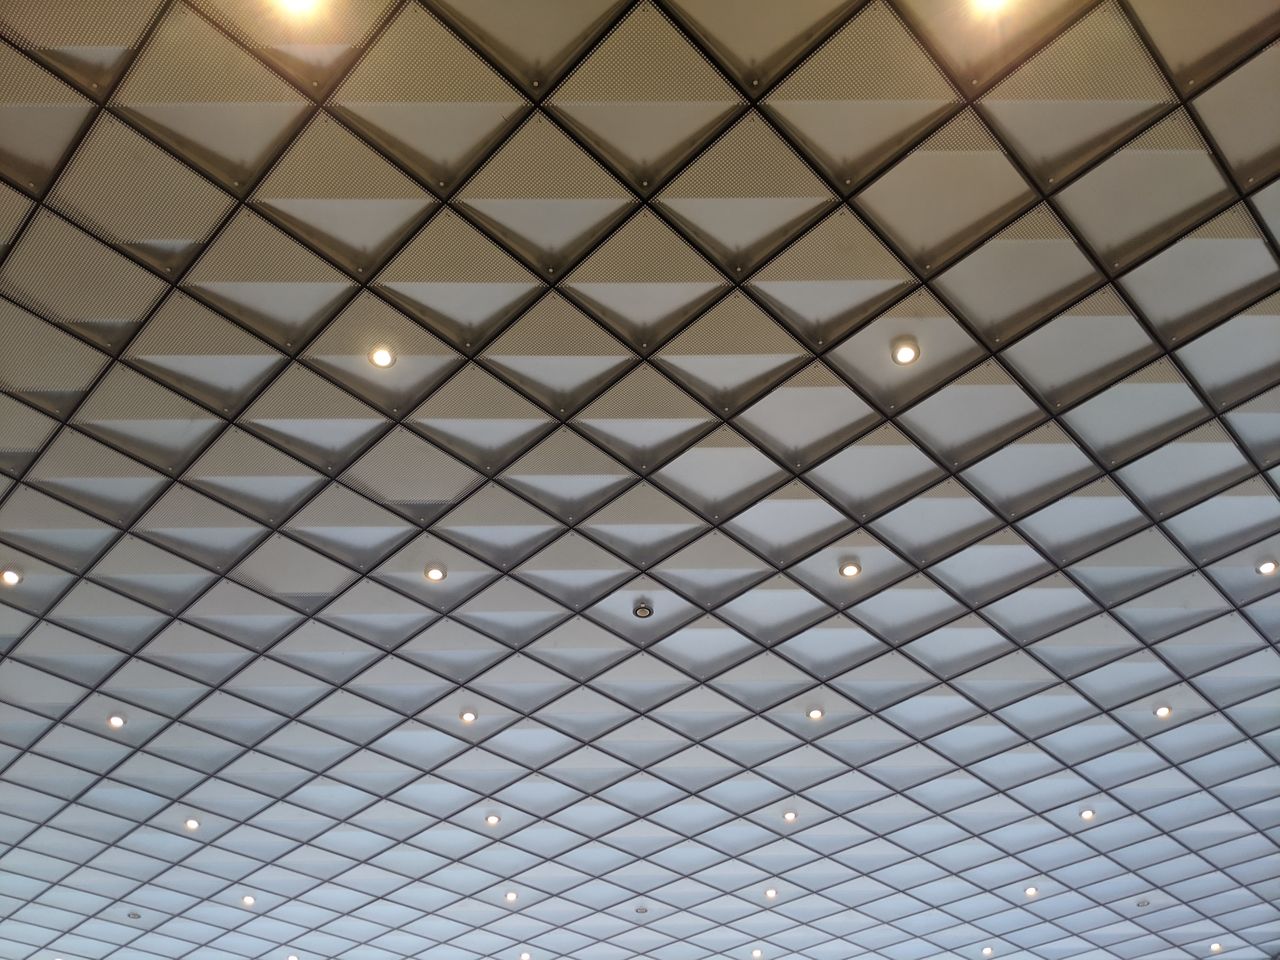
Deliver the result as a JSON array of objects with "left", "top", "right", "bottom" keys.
[{"left": 2, "top": 6, "right": 1279, "bottom": 960}]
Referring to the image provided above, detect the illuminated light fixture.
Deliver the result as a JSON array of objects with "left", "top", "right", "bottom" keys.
[
  {"left": 242, "top": 895, "right": 256, "bottom": 907},
  {"left": 1211, "top": 945, "right": 1222, "bottom": 954},
  {"left": 107, "top": 714, "right": 126, "bottom": 729},
  {"left": 891, "top": 336, "right": 920, "bottom": 365},
  {"left": 1154, "top": 705, "right": 1172, "bottom": 719},
  {"left": 782, "top": 810, "right": 797, "bottom": 824},
  {"left": 1258, "top": 560, "right": 1277, "bottom": 576},
  {"left": 369, "top": 347, "right": 395, "bottom": 368},
  {"left": 1, "top": 569, "right": 20, "bottom": 586},
  {"left": 752, "top": 951, "right": 762, "bottom": 959},
  {"left": 973, "top": 0, "right": 1007, "bottom": 12},
  {"left": 839, "top": 560, "right": 861, "bottom": 578},
  {"left": 1024, "top": 886, "right": 1038, "bottom": 898},
  {"left": 288, "top": 955, "right": 299, "bottom": 960},
  {"left": 460, "top": 710, "right": 477, "bottom": 724},
  {"left": 184, "top": 818, "right": 200, "bottom": 831},
  {"left": 1079, "top": 809, "right": 1095, "bottom": 821},
  {"left": 504, "top": 891, "right": 518, "bottom": 903},
  {"left": 807, "top": 707, "right": 824, "bottom": 721},
  {"left": 278, "top": 0, "right": 318, "bottom": 15},
  {"left": 633, "top": 600, "right": 653, "bottom": 619},
  {"left": 424, "top": 565, "right": 447, "bottom": 582},
  {"left": 764, "top": 888, "right": 778, "bottom": 900},
  {"left": 982, "top": 950, "right": 993, "bottom": 958},
  {"left": 521, "top": 954, "right": 531, "bottom": 960},
  {"left": 485, "top": 814, "right": 501, "bottom": 826}
]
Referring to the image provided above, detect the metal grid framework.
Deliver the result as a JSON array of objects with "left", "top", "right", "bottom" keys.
[{"left": 0, "top": 5, "right": 1279, "bottom": 960}]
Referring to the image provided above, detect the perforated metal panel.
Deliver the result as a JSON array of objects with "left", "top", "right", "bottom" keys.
[{"left": 1, "top": 7, "right": 1279, "bottom": 960}]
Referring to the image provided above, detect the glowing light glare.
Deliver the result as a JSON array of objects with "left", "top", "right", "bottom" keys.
[
  {"left": 288, "top": 954, "right": 300, "bottom": 960},
  {"left": 242, "top": 895, "right": 256, "bottom": 907},
  {"left": 1211, "top": 946, "right": 1222, "bottom": 954},
  {"left": 982, "top": 949, "right": 993, "bottom": 957},
  {"left": 107, "top": 714, "right": 126, "bottom": 729},
  {"left": 752, "top": 951, "right": 763, "bottom": 959},
  {"left": 1, "top": 569, "right": 20, "bottom": 586},
  {"left": 807, "top": 707, "right": 824, "bottom": 721},
  {"left": 973, "top": 0, "right": 1007, "bottom": 13},
  {"left": 1258, "top": 560, "right": 1278, "bottom": 576},
  {"left": 764, "top": 888, "right": 778, "bottom": 900},
  {"left": 839, "top": 561, "right": 861, "bottom": 578},
  {"left": 1024, "top": 886, "right": 1038, "bottom": 898},
  {"left": 460, "top": 710, "right": 477, "bottom": 724},
  {"left": 521, "top": 953, "right": 531, "bottom": 960},
  {"left": 425, "top": 566, "right": 447, "bottom": 582},
  {"left": 278, "top": 0, "right": 318, "bottom": 15},
  {"left": 485, "top": 814, "right": 501, "bottom": 826},
  {"left": 891, "top": 336, "right": 920, "bottom": 365},
  {"left": 369, "top": 347, "right": 395, "bottom": 368},
  {"left": 782, "top": 810, "right": 797, "bottom": 823},
  {"left": 505, "top": 891, "right": 518, "bottom": 903},
  {"left": 1154, "top": 705, "right": 1172, "bottom": 719},
  {"left": 1079, "top": 809, "right": 1095, "bottom": 821},
  {"left": 184, "top": 818, "right": 200, "bottom": 831}
]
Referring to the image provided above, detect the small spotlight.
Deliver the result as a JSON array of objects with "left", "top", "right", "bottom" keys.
[
  {"left": 782, "top": 810, "right": 797, "bottom": 824},
  {"left": 1024, "top": 886, "right": 1038, "bottom": 898},
  {"left": 278, "top": 0, "right": 317, "bottom": 15},
  {"left": 807, "top": 708, "right": 824, "bottom": 721},
  {"left": 289, "top": 955, "right": 300, "bottom": 960},
  {"left": 982, "top": 949, "right": 993, "bottom": 957},
  {"left": 1154, "top": 705, "right": 1172, "bottom": 719},
  {"left": 1, "top": 569, "right": 20, "bottom": 586},
  {"left": 521, "top": 954, "right": 531, "bottom": 960},
  {"left": 1079, "top": 809, "right": 1095, "bottom": 822},
  {"left": 460, "top": 710, "right": 477, "bottom": 724},
  {"left": 184, "top": 818, "right": 200, "bottom": 831},
  {"left": 242, "top": 895, "right": 256, "bottom": 907},
  {"left": 752, "top": 951, "right": 762, "bottom": 959},
  {"left": 369, "top": 347, "right": 395, "bottom": 368},
  {"left": 107, "top": 714, "right": 126, "bottom": 729},
  {"left": 485, "top": 814, "right": 501, "bottom": 826},
  {"left": 633, "top": 601, "right": 653, "bottom": 619},
  {"left": 764, "top": 888, "right": 777, "bottom": 900},
  {"left": 425, "top": 565, "right": 447, "bottom": 582},
  {"left": 973, "top": 0, "right": 1006, "bottom": 12},
  {"left": 891, "top": 336, "right": 920, "bottom": 365},
  {"left": 1211, "top": 945, "right": 1222, "bottom": 954},
  {"left": 839, "top": 561, "right": 861, "bottom": 579},
  {"left": 1258, "top": 560, "right": 1277, "bottom": 576},
  {"left": 504, "top": 891, "right": 518, "bottom": 903}
]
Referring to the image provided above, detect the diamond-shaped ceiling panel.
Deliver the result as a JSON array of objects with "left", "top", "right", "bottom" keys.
[{"left": 2, "top": 7, "right": 1279, "bottom": 960}]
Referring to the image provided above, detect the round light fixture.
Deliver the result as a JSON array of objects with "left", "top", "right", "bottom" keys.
[
  {"left": 1210, "top": 945, "right": 1222, "bottom": 954},
  {"left": 891, "top": 336, "right": 920, "bottom": 366},
  {"left": 504, "top": 891, "right": 518, "bottom": 903},
  {"left": 369, "top": 347, "right": 395, "bottom": 368},
  {"left": 1079, "top": 809, "right": 1095, "bottom": 821},
  {"left": 782, "top": 810, "right": 797, "bottom": 824},
  {"left": 1024, "top": 886, "right": 1038, "bottom": 898},
  {"left": 289, "top": 955, "right": 300, "bottom": 960},
  {"left": 807, "top": 707, "right": 824, "bottom": 721},
  {"left": 1258, "top": 560, "right": 1277, "bottom": 576},
  {"left": 764, "top": 888, "right": 778, "bottom": 900},
  {"left": 521, "top": 953, "right": 532, "bottom": 960},
  {"left": 633, "top": 601, "right": 653, "bottom": 619},
  {"left": 278, "top": 0, "right": 318, "bottom": 15},
  {"left": 839, "top": 561, "right": 861, "bottom": 579},
  {"left": 425, "top": 565, "right": 447, "bottom": 582},
  {"left": 184, "top": 818, "right": 200, "bottom": 831},
  {"left": 752, "top": 951, "right": 762, "bottom": 959},
  {"left": 242, "top": 895, "right": 256, "bottom": 907},
  {"left": 1, "top": 569, "right": 20, "bottom": 587},
  {"left": 460, "top": 710, "right": 477, "bottom": 724},
  {"left": 128, "top": 912, "right": 141, "bottom": 920},
  {"left": 485, "top": 814, "right": 501, "bottom": 826},
  {"left": 107, "top": 714, "right": 126, "bottom": 729},
  {"left": 982, "top": 949, "right": 993, "bottom": 957},
  {"left": 1154, "top": 705, "right": 1172, "bottom": 719}
]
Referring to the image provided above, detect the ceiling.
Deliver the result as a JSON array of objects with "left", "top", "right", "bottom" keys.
[{"left": 1, "top": 3, "right": 1279, "bottom": 960}]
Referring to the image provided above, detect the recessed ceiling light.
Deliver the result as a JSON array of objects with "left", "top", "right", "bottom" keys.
[
  {"left": 764, "top": 888, "right": 778, "bottom": 899},
  {"left": 1154, "top": 705, "right": 1172, "bottom": 719},
  {"left": 460, "top": 710, "right": 477, "bottom": 724},
  {"left": 1, "top": 569, "right": 20, "bottom": 586},
  {"left": 1210, "top": 945, "right": 1222, "bottom": 954},
  {"left": 107, "top": 714, "right": 126, "bottom": 729},
  {"left": 504, "top": 891, "right": 518, "bottom": 902},
  {"left": 1079, "top": 809, "right": 1095, "bottom": 821},
  {"left": 369, "top": 347, "right": 395, "bottom": 368},
  {"left": 839, "top": 561, "right": 861, "bottom": 578},
  {"left": 782, "top": 810, "right": 797, "bottom": 823},
  {"left": 633, "top": 601, "right": 653, "bottom": 619},
  {"left": 424, "top": 565, "right": 447, "bottom": 582},
  {"left": 752, "top": 951, "right": 762, "bottom": 959},
  {"left": 1024, "top": 886, "right": 1038, "bottom": 898},
  {"left": 278, "top": 0, "right": 317, "bottom": 15},
  {"left": 973, "top": 0, "right": 1007, "bottom": 12},
  {"left": 485, "top": 814, "right": 501, "bottom": 826},
  {"left": 807, "top": 707, "right": 824, "bottom": 721},
  {"left": 982, "top": 949, "right": 993, "bottom": 957},
  {"left": 891, "top": 336, "right": 920, "bottom": 365},
  {"left": 288, "top": 954, "right": 299, "bottom": 960},
  {"left": 1136, "top": 900, "right": 1150, "bottom": 909},
  {"left": 521, "top": 953, "right": 531, "bottom": 960},
  {"left": 184, "top": 818, "right": 200, "bottom": 831},
  {"left": 1258, "top": 560, "right": 1277, "bottom": 576},
  {"left": 242, "top": 895, "right": 256, "bottom": 907},
  {"left": 127, "top": 912, "right": 141, "bottom": 920}
]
